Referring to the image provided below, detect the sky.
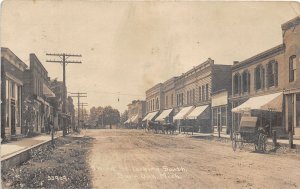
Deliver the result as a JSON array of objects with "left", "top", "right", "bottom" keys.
[{"left": 1, "top": 1, "right": 299, "bottom": 113}]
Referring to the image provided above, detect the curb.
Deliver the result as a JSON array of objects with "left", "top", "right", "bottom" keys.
[{"left": 1, "top": 136, "right": 62, "bottom": 172}]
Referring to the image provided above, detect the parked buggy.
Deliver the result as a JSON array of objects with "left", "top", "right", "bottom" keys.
[{"left": 232, "top": 116, "right": 268, "bottom": 152}]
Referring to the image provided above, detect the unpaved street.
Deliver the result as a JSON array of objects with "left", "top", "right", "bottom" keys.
[{"left": 85, "top": 129, "right": 300, "bottom": 189}]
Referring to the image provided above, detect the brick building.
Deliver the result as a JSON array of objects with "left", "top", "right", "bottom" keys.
[
  {"left": 231, "top": 16, "right": 300, "bottom": 139},
  {"left": 144, "top": 58, "right": 232, "bottom": 133},
  {"left": 23, "top": 53, "right": 55, "bottom": 134},
  {"left": 1, "top": 48, "right": 28, "bottom": 140}
]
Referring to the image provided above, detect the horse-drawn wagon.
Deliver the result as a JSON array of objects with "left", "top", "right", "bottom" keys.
[{"left": 232, "top": 116, "right": 268, "bottom": 152}]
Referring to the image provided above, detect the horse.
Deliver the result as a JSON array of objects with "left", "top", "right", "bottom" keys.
[
  {"left": 162, "top": 123, "right": 176, "bottom": 134},
  {"left": 147, "top": 121, "right": 163, "bottom": 133}
]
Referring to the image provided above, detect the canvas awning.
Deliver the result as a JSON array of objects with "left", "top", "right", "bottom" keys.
[
  {"left": 211, "top": 91, "right": 228, "bottom": 107},
  {"left": 173, "top": 106, "right": 195, "bottom": 120},
  {"left": 155, "top": 109, "right": 173, "bottom": 121},
  {"left": 131, "top": 115, "right": 139, "bottom": 123},
  {"left": 43, "top": 84, "right": 55, "bottom": 98},
  {"left": 186, "top": 105, "right": 209, "bottom": 119},
  {"left": 232, "top": 92, "right": 283, "bottom": 113},
  {"left": 124, "top": 118, "right": 130, "bottom": 124},
  {"left": 142, "top": 111, "right": 158, "bottom": 121}
]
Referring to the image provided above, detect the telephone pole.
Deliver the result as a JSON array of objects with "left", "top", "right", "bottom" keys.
[
  {"left": 46, "top": 53, "right": 82, "bottom": 136},
  {"left": 70, "top": 92, "right": 87, "bottom": 131},
  {"left": 78, "top": 103, "right": 88, "bottom": 129}
]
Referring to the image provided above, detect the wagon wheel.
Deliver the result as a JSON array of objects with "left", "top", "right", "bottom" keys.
[
  {"left": 236, "top": 133, "right": 244, "bottom": 150},
  {"left": 258, "top": 133, "right": 267, "bottom": 152},
  {"left": 232, "top": 132, "right": 237, "bottom": 152}
]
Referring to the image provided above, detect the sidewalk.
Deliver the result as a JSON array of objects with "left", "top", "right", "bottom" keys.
[
  {"left": 179, "top": 131, "right": 300, "bottom": 147},
  {"left": 1, "top": 131, "right": 63, "bottom": 159}
]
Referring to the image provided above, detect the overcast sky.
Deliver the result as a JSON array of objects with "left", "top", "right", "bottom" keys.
[{"left": 1, "top": 1, "right": 299, "bottom": 113}]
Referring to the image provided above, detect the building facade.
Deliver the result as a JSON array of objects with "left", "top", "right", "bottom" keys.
[
  {"left": 146, "top": 83, "right": 164, "bottom": 113},
  {"left": 144, "top": 58, "right": 232, "bottom": 133},
  {"left": 1, "top": 48, "right": 28, "bottom": 140},
  {"left": 23, "top": 54, "right": 55, "bottom": 134},
  {"left": 125, "top": 100, "right": 146, "bottom": 127},
  {"left": 231, "top": 16, "right": 300, "bottom": 138}
]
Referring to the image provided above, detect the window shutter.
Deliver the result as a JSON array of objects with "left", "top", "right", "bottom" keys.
[{"left": 254, "top": 68, "right": 257, "bottom": 91}]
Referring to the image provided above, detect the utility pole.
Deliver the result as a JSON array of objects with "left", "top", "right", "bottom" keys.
[
  {"left": 70, "top": 92, "right": 87, "bottom": 131},
  {"left": 46, "top": 53, "right": 82, "bottom": 136},
  {"left": 78, "top": 103, "right": 88, "bottom": 129}
]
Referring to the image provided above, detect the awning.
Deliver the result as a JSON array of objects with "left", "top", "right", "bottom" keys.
[
  {"left": 124, "top": 119, "right": 130, "bottom": 124},
  {"left": 43, "top": 84, "right": 55, "bottom": 98},
  {"left": 142, "top": 111, "right": 158, "bottom": 121},
  {"left": 173, "top": 106, "right": 195, "bottom": 120},
  {"left": 232, "top": 92, "right": 283, "bottom": 113},
  {"left": 155, "top": 109, "right": 173, "bottom": 121},
  {"left": 186, "top": 105, "right": 209, "bottom": 119},
  {"left": 131, "top": 115, "right": 139, "bottom": 123},
  {"left": 211, "top": 91, "right": 228, "bottom": 107}
]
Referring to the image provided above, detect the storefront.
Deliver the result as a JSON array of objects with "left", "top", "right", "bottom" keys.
[
  {"left": 185, "top": 105, "right": 210, "bottom": 133},
  {"left": 232, "top": 92, "right": 284, "bottom": 137},
  {"left": 211, "top": 91, "right": 230, "bottom": 135},
  {"left": 284, "top": 89, "right": 300, "bottom": 139}
]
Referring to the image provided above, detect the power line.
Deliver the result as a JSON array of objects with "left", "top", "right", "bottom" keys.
[
  {"left": 46, "top": 53, "right": 82, "bottom": 136},
  {"left": 69, "top": 92, "right": 87, "bottom": 130}
]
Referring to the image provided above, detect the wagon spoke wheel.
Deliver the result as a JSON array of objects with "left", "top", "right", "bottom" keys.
[
  {"left": 258, "top": 133, "right": 267, "bottom": 152},
  {"left": 232, "top": 132, "right": 237, "bottom": 152},
  {"left": 237, "top": 134, "right": 244, "bottom": 150}
]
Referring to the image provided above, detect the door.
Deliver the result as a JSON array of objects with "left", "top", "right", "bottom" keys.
[{"left": 11, "top": 100, "right": 16, "bottom": 135}]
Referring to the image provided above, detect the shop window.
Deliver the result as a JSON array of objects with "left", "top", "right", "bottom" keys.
[
  {"left": 221, "top": 106, "right": 227, "bottom": 126},
  {"left": 242, "top": 70, "right": 250, "bottom": 93},
  {"left": 255, "top": 65, "right": 265, "bottom": 90},
  {"left": 296, "top": 94, "right": 300, "bottom": 127},
  {"left": 289, "top": 55, "right": 297, "bottom": 82},
  {"left": 212, "top": 108, "right": 218, "bottom": 126},
  {"left": 233, "top": 73, "right": 241, "bottom": 95}
]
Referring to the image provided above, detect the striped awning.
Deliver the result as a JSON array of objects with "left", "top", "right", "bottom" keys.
[{"left": 174, "top": 106, "right": 194, "bottom": 120}]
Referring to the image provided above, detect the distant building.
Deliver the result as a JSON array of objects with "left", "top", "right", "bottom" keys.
[
  {"left": 125, "top": 100, "right": 146, "bottom": 127},
  {"left": 1, "top": 48, "right": 28, "bottom": 140},
  {"left": 231, "top": 16, "right": 300, "bottom": 139}
]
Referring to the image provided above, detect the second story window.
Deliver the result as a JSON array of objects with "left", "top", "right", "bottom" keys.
[
  {"left": 233, "top": 73, "right": 241, "bottom": 95},
  {"left": 199, "top": 87, "right": 202, "bottom": 102},
  {"left": 255, "top": 65, "right": 265, "bottom": 91},
  {"left": 165, "top": 95, "right": 168, "bottom": 108},
  {"left": 205, "top": 84, "right": 209, "bottom": 100},
  {"left": 242, "top": 70, "right": 250, "bottom": 93},
  {"left": 171, "top": 94, "right": 174, "bottom": 106},
  {"left": 267, "top": 60, "right": 278, "bottom": 87},
  {"left": 202, "top": 85, "right": 205, "bottom": 101},
  {"left": 155, "top": 98, "right": 159, "bottom": 110},
  {"left": 187, "top": 91, "right": 190, "bottom": 105},
  {"left": 289, "top": 55, "right": 297, "bottom": 82}
]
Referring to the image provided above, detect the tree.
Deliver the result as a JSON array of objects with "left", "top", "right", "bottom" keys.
[{"left": 120, "top": 110, "right": 129, "bottom": 125}]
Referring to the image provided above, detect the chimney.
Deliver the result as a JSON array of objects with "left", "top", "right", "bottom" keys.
[{"left": 233, "top": 61, "right": 239, "bottom": 65}]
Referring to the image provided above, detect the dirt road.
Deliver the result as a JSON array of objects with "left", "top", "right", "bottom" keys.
[{"left": 85, "top": 129, "right": 300, "bottom": 189}]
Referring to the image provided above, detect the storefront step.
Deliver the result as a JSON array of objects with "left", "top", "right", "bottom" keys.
[{"left": 10, "top": 134, "right": 24, "bottom": 141}]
